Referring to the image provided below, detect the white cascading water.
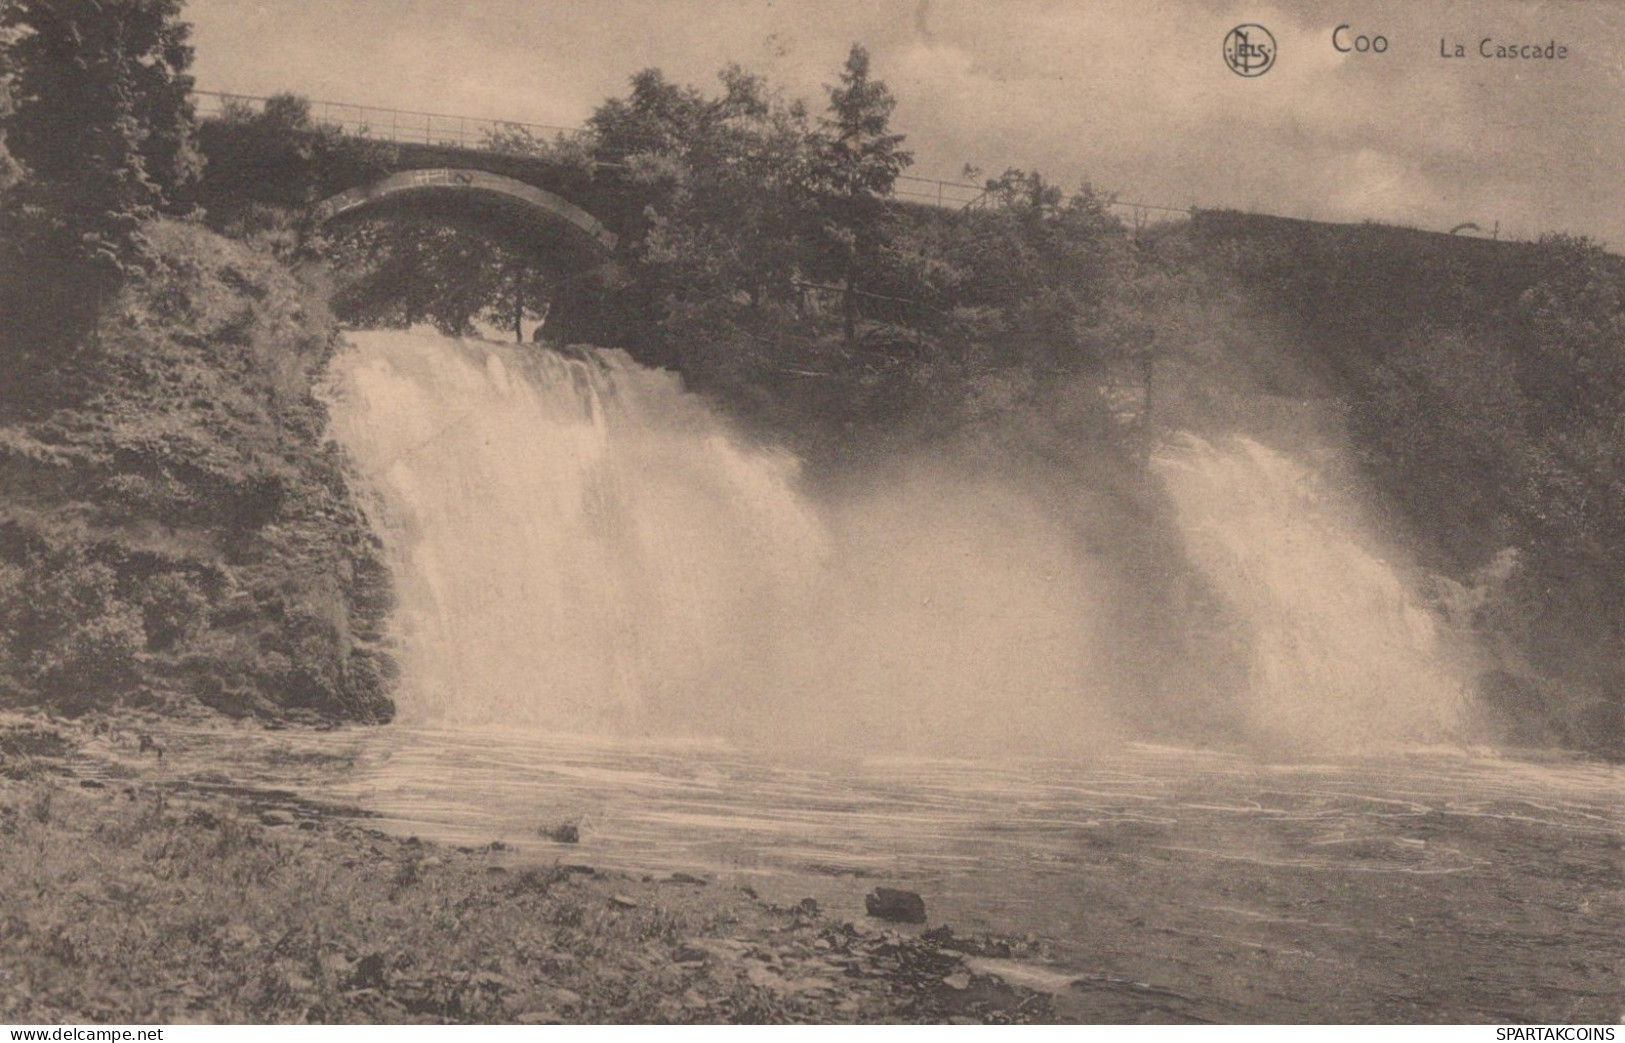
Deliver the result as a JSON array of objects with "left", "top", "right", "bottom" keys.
[
  {"left": 324, "top": 330, "right": 1110, "bottom": 754},
  {"left": 325, "top": 330, "right": 1470, "bottom": 755},
  {"left": 324, "top": 330, "right": 828, "bottom": 736},
  {"left": 1151, "top": 433, "right": 1470, "bottom": 752}
]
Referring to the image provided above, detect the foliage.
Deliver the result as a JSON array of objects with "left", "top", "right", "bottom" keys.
[
  {"left": 330, "top": 219, "right": 557, "bottom": 339},
  {"left": 0, "top": 0, "right": 201, "bottom": 267},
  {"left": 807, "top": 45, "right": 913, "bottom": 347},
  {"left": 529, "top": 52, "right": 1137, "bottom": 466},
  {"left": 815, "top": 46, "right": 912, "bottom": 200},
  {"left": 576, "top": 66, "right": 815, "bottom": 362},
  {"left": 0, "top": 546, "right": 144, "bottom": 711},
  {"left": 0, "top": 0, "right": 205, "bottom": 391},
  {"left": 1517, "top": 234, "right": 1625, "bottom": 429},
  {"left": 1356, "top": 328, "right": 1529, "bottom": 559},
  {"left": 193, "top": 92, "right": 397, "bottom": 240},
  {"left": 0, "top": 204, "right": 119, "bottom": 407},
  {"left": 931, "top": 175, "right": 1128, "bottom": 377}
]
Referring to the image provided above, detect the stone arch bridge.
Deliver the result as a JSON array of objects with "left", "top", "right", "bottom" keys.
[
  {"left": 192, "top": 89, "right": 999, "bottom": 261},
  {"left": 311, "top": 164, "right": 618, "bottom": 255}
]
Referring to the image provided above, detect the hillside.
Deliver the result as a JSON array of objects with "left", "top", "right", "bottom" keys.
[
  {"left": 0, "top": 221, "right": 395, "bottom": 721},
  {"left": 1162, "top": 212, "right": 1625, "bottom": 756}
]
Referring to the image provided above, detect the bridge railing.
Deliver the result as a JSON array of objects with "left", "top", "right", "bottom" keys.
[
  {"left": 193, "top": 90, "right": 584, "bottom": 151},
  {"left": 892, "top": 176, "right": 988, "bottom": 210},
  {"left": 191, "top": 88, "right": 1198, "bottom": 224}
]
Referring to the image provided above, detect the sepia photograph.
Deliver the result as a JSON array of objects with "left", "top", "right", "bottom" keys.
[{"left": 0, "top": 0, "right": 1620, "bottom": 1029}]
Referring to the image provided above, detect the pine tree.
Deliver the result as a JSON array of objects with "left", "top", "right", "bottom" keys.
[
  {"left": 819, "top": 45, "right": 911, "bottom": 199},
  {"left": 812, "top": 44, "right": 912, "bottom": 348}
]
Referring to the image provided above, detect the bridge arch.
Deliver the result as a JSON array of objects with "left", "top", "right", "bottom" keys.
[{"left": 312, "top": 168, "right": 618, "bottom": 253}]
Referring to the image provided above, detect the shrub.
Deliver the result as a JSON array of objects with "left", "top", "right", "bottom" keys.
[
  {"left": 0, "top": 546, "right": 144, "bottom": 712},
  {"left": 136, "top": 571, "right": 211, "bottom": 651}
]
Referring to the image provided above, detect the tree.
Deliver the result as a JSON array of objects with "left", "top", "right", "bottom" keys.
[
  {"left": 574, "top": 64, "right": 822, "bottom": 367},
  {"left": 193, "top": 90, "right": 395, "bottom": 238},
  {"left": 810, "top": 44, "right": 913, "bottom": 348},
  {"left": 330, "top": 219, "right": 559, "bottom": 340},
  {"left": 932, "top": 171, "right": 1127, "bottom": 385},
  {"left": 634, "top": 67, "right": 816, "bottom": 306},
  {"left": 1, "top": 0, "right": 202, "bottom": 265},
  {"left": 586, "top": 68, "right": 708, "bottom": 232},
  {"left": 1517, "top": 235, "right": 1625, "bottom": 430}
]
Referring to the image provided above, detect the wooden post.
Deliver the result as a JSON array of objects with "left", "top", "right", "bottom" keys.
[
  {"left": 843, "top": 272, "right": 858, "bottom": 350},
  {"left": 1142, "top": 332, "right": 1158, "bottom": 459},
  {"left": 513, "top": 266, "right": 524, "bottom": 343}
]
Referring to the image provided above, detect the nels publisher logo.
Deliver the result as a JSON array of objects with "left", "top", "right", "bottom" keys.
[{"left": 1224, "top": 23, "right": 1276, "bottom": 77}]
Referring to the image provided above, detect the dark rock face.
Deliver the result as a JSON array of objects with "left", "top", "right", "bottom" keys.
[
  {"left": 865, "top": 887, "right": 927, "bottom": 924},
  {"left": 0, "top": 220, "right": 397, "bottom": 722}
]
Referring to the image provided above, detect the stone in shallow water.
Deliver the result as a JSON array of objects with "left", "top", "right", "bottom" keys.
[
  {"left": 865, "top": 887, "right": 927, "bottom": 924},
  {"left": 542, "top": 822, "right": 579, "bottom": 843}
]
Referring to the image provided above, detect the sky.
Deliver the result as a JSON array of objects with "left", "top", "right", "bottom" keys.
[{"left": 185, "top": 0, "right": 1625, "bottom": 245}]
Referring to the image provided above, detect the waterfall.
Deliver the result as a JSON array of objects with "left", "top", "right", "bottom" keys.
[
  {"left": 324, "top": 331, "right": 1109, "bottom": 752},
  {"left": 325, "top": 330, "right": 1469, "bottom": 755},
  {"left": 1152, "top": 433, "right": 1471, "bottom": 752},
  {"left": 324, "top": 330, "right": 829, "bottom": 736}
]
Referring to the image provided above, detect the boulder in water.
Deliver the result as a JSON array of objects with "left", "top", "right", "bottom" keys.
[
  {"left": 865, "top": 887, "right": 927, "bottom": 924},
  {"left": 542, "top": 822, "right": 579, "bottom": 843}
]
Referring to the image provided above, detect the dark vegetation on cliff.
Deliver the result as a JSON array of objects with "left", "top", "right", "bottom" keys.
[
  {"left": 0, "top": 223, "right": 396, "bottom": 721},
  {"left": 0, "top": 0, "right": 394, "bottom": 722},
  {"left": 1185, "top": 214, "right": 1625, "bottom": 755}
]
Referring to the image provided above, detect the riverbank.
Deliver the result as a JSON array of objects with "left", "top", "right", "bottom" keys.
[
  {"left": 6, "top": 709, "right": 1621, "bottom": 1024},
  {"left": 0, "top": 711, "right": 1058, "bottom": 1025}
]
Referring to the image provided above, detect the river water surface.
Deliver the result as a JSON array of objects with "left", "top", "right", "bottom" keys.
[{"left": 147, "top": 723, "right": 1623, "bottom": 1023}]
